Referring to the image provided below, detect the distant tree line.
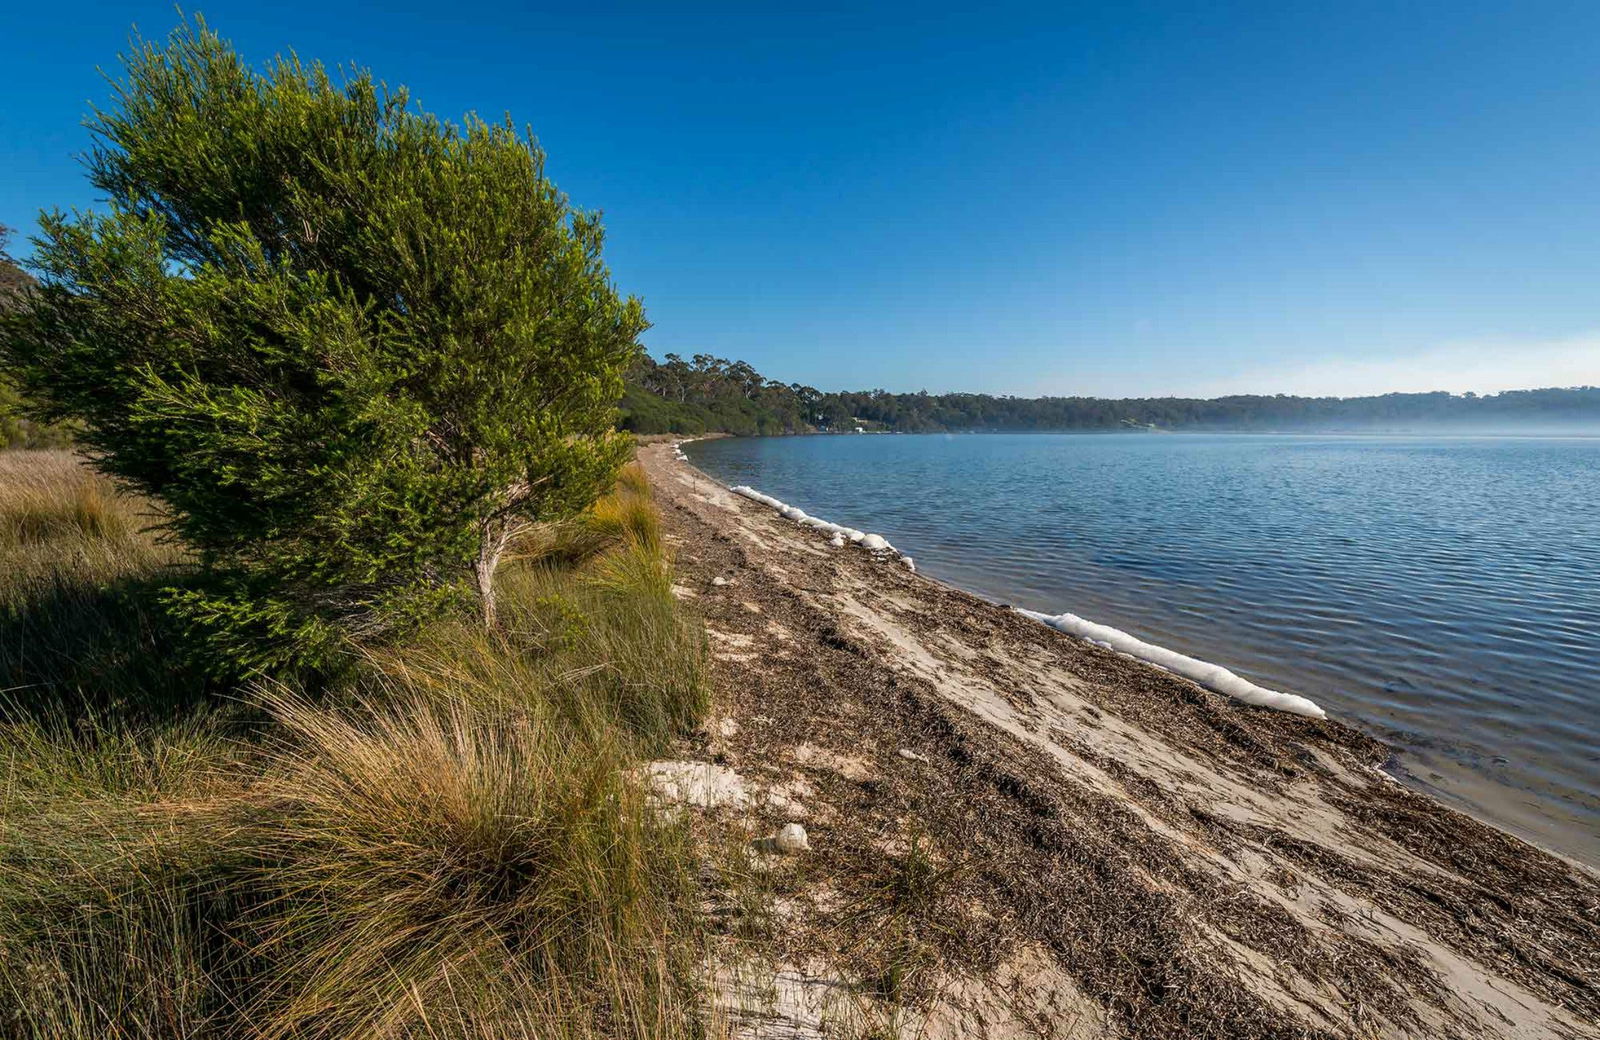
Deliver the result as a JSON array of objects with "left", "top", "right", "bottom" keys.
[
  {"left": 620, "top": 352, "right": 1600, "bottom": 435},
  {"left": 620, "top": 353, "right": 819, "bottom": 435},
  {"left": 12, "top": 223, "right": 1600, "bottom": 446},
  {"left": 0, "top": 225, "right": 71, "bottom": 449}
]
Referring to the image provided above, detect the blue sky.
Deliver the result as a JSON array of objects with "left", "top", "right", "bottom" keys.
[{"left": 4, "top": 1, "right": 1600, "bottom": 397}]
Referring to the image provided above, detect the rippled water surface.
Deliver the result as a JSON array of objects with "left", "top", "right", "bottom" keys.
[{"left": 686, "top": 433, "right": 1600, "bottom": 863}]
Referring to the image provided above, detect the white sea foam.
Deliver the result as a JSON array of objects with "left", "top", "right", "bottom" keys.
[
  {"left": 727, "top": 482, "right": 1320, "bottom": 718},
  {"left": 1017, "top": 609, "right": 1326, "bottom": 718},
  {"left": 730, "top": 485, "right": 900, "bottom": 557}
]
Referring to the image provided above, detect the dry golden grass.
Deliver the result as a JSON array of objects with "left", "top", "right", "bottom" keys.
[
  {"left": 507, "top": 461, "right": 661, "bottom": 566},
  {"left": 233, "top": 687, "right": 704, "bottom": 1040},
  {"left": 0, "top": 451, "right": 714, "bottom": 1040},
  {"left": 0, "top": 450, "right": 160, "bottom": 554},
  {"left": 0, "top": 452, "right": 197, "bottom": 723}
]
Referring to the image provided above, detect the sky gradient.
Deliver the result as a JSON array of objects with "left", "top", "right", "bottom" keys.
[{"left": 4, "top": 1, "right": 1600, "bottom": 397}]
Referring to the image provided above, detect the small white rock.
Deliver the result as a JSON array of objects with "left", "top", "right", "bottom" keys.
[
  {"left": 859, "top": 533, "right": 890, "bottom": 551},
  {"left": 711, "top": 576, "right": 729, "bottom": 587},
  {"left": 718, "top": 717, "right": 740, "bottom": 738},
  {"left": 897, "top": 748, "right": 929, "bottom": 763},
  {"left": 774, "top": 822, "right": 810, "bottom": 854},
  {"left": 828, "top": 534, "right": 845, "bottom": 548},
  {"left": 901, "top": 556, "right": 915, "bottom": 571},
  {"left": 645, "top": 760, "right": 750, "bottom": 809}
]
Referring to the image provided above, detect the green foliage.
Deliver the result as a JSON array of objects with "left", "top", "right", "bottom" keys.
[
  {"left": 0, "top": 19, "right": 645, "bottom": 675},
  {"left": 620, "top": 353, "right": 817, "bottom": 435},
  {"left": 0, "top": 453, "right": 712, "bottom": 1039},
  {"left": 621, "top": 351, "right": 1600, "bottom": 436},
  {"left": 0, "top": 225, "right": 73, "bottom": 450}
]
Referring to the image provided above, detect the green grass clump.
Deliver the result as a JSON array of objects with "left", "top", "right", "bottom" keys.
[
  {"left": 0, "top": 451, "right": 713, "bottom": 1039},
  {"left": 0, "top": 709, "right": 255, "bottom": 1038}
]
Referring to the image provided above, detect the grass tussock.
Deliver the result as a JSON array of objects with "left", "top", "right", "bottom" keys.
[
  {"left": 507, "top": 461, "right": 661, "bottom": 565},
  {"left": 0, "top": 451, "right": 149, "bottom": 551},
  {"left": 237, "top": 689, "right": 703, "bottom": 1040},
  {"left": 0, "top": 451, "right": 200, "bottom": 723},
  {"left": 0, "top": 709, "right": 255, "bottom": 1039},
  {"left": 0, "top": 451, "right": 713, "bottom": 1039}
]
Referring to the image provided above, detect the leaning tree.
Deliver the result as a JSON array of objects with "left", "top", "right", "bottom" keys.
[{"left": 0, "top": 19, "right": 645, "bottom": 672}]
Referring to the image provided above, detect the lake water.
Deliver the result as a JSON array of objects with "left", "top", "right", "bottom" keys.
[{"left": 685, "top": 433, "right": 1600, "bottom": 865}]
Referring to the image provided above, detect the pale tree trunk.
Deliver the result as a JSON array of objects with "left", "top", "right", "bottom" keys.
[{"left": 474, "top": 523, "right": 508, "bottom": 629}]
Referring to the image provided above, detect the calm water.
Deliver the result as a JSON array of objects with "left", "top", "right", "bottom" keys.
[{"left": 686, "top": 433, "right": 1600, "bottom": 865}]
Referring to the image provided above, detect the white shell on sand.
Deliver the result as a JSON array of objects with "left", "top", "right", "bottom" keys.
[{"left": 774, "top": 822, "right": 810, "bottom": 853}]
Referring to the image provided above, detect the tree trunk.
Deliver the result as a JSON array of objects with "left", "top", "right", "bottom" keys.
[{"left": 474, "top": 526, "right": 505, "bottom": 629}]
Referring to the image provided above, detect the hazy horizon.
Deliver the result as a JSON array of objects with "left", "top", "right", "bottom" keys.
[
  {"left": 695, "top": 356, "right": 1598, "bottom": 403},
  {"left": 770, "top": 379, "right": 1600, "bottom": 403}
]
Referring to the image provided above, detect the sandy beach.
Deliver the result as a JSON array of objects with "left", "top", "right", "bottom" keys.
[{"left": 642, "top": 442, "right": 1600, "bottom": 1039}]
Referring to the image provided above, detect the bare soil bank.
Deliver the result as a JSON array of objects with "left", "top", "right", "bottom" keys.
[{"left": 641, "top": 444, "right": 1599, "bottom": 1039}]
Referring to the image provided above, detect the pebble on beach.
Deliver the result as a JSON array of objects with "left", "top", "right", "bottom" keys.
[{"left": 774, "top": 822, "right": 810, "bottom": 854}]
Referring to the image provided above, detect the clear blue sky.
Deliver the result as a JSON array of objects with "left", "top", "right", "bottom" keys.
[{"left": 4, "top": 1, "right": 1600, "bottom": 397}]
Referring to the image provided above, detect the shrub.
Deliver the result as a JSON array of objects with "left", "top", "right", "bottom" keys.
[{"left": 0, "top": 19, "right": 645, "bottom": 677}]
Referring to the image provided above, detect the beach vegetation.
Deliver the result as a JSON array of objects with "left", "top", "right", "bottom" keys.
[
  {"left": 0, "top": 18, "right": 645, "bottom": 676},
  {"left": 0, "top": 22, "right": 719, "bottom": 1033},
  {"left": 0, "top": 448, "right": 711, "bottom": 1040}
]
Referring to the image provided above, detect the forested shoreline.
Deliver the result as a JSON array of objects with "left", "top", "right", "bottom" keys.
[
  {"left": 621, "top": 352, "right": 1600, "bottom": 436},
  {"left": 8, "top": 240, "right": 1597, "bottom": 446}
]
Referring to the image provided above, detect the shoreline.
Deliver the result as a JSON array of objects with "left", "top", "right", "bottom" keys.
[
  {"left": 644, "top": 441, "right": 1600, "bottom": 1038},
  {"left": 678, "top": 433, "right": 1600, "bottom": 871},
  {"left": 722, "top": 479, "right": 1331, "bottom": 721},
  {"left": 659, "top": 427, "right": 1600, "bottom": 440}
]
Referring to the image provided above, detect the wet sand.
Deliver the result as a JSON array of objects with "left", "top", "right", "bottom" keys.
[{"left": 643, "top": 443, "right": 1600, "bottom": 1039}]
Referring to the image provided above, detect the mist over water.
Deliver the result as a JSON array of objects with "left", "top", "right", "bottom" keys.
[{"left": 686, "top": 432, "right": 1600, "bottom": 865}]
